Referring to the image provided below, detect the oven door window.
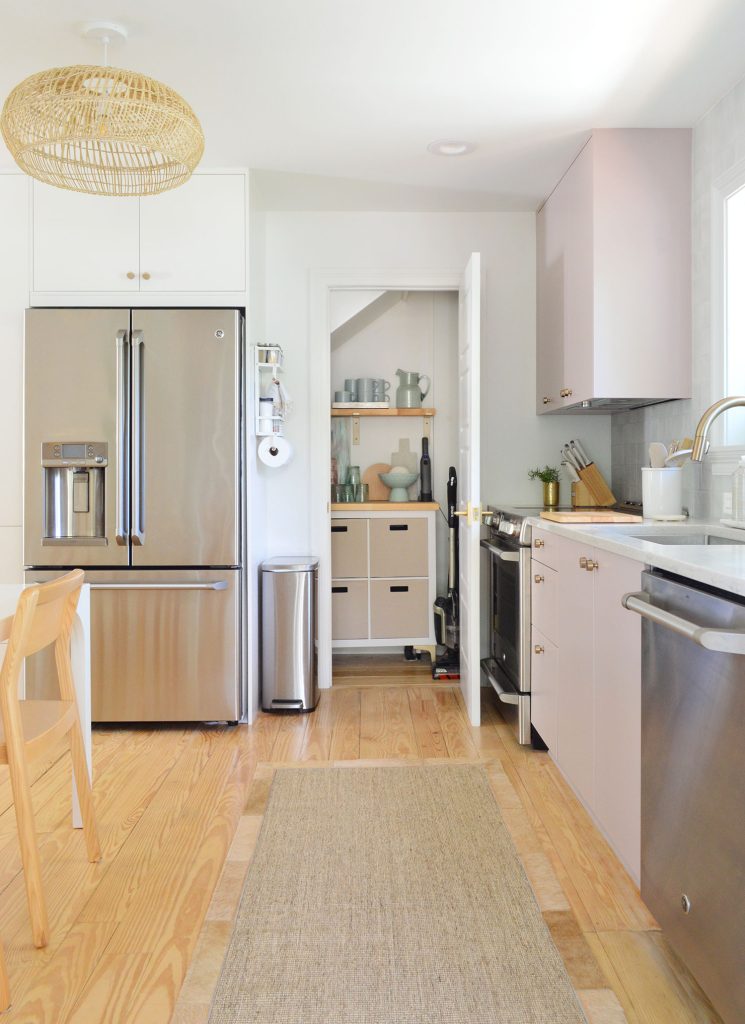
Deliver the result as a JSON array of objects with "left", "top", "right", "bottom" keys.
[{"left": 491, "top": 549, "right": 520, "bottom": 688}]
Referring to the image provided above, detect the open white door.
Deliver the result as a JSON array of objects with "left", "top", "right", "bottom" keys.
[{"left": 457, "top": 253, "right": 482, "bottom": 726}]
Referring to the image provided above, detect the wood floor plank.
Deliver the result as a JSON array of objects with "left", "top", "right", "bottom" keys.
[
  {"left": 268, "top": 712, "right": 309, "bottom": 763},
  {"left": 407, "top": 687, "right": 449, "bottom": 758},
  {"left": 328, "top": 688, "right": 361, "bottom": 760},
  {"left": 360, "top": 686, "right": 418, "bottom": 759},
  {"left": 298, "top": 690, "right": 335, "bottom": 762},
  {"left": 434, "top": 688, "right": 480, "bottom": 758},
  {"left": 590, "top": 931, "right": 722, "bottom": 1024}
]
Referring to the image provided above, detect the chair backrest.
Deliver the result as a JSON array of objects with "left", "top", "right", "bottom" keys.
[{"left": 0, "top": 570, "right": 84, "bottom": 703}]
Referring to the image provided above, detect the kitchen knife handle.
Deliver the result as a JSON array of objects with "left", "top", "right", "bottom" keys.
[
  {"left": 115, "top": 329, "right": 130, "bottom": 545},
  {"left": 132, "top": 330, "right": 145, "bottom": 546}
]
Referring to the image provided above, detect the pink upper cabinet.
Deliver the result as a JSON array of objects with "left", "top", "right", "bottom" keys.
[{"left": 536, "top": 129, "right": 691, "bottom": 413}]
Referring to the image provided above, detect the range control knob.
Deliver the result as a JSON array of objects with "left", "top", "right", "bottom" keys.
[{"left": 499, "top": 520, "right": 517, "bottom": 536}]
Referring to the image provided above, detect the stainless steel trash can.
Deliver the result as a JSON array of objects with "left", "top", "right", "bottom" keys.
[{"left": 261, "top": 557, "right": 319, "bottom": 712}]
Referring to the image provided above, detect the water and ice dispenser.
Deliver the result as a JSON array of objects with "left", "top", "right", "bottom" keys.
[{"left": 42, "top": 442, "right": 108, "bottom": 544}]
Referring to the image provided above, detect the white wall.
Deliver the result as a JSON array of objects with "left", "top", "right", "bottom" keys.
[
  {"left": 251, "top": 208, "right": 612, "bottom": 557},
  {"left": 0, "top": 173, "right": 29, "bottom": 581},
  {"left": 612, "top": 73, "right": 745, "bottom": 516}
]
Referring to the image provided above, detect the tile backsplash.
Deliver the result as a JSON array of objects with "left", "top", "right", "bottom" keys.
[{"left": 611, "top": 71, "right": 745, "bottom": 519}]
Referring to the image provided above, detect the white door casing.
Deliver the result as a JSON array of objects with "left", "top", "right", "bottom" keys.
[{"left": 457, "top": 253, "right": 482, "bottom": 726}]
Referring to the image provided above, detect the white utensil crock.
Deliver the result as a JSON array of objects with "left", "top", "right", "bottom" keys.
[{"left": 642, "top": 467, "right": 683, "bottom": 519}]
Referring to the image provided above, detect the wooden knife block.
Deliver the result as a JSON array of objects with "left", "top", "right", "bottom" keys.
[
  {"left": 578, "top": 463, "right": 616, "bottom": 507},
  {"left": 571, "top": 480, "right": 597, "bottom": 508}
]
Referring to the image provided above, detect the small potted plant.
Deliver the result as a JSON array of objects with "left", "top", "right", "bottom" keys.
[{"left": 528, "top": 465, "right": 560, "bottom": 507}]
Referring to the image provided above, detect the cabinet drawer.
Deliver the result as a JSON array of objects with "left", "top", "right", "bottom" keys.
[
  {"left": 531, "top": 627, "right": 558, "bottom": 754},
  {"left": 331, "top": 580, "right": 368, "bottom": 641},
  {"left": 369, "top": 518, "right": 428, "bottom": 578},
  {"left": 530, "top": 527, "right": 560, "bottom": 570},
  {"left": 531, "top": 561, "right": 557, "bottom": 643},
  {"left": 331, "top": 519, "right": 368, "bottom": 578},
  {"left": 370, "top": 579, "right": 429, "bottom": 639}
]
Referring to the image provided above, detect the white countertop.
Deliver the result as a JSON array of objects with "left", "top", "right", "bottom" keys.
[{"left": 527, "top": 516, "right": 745, "bottom": 598}]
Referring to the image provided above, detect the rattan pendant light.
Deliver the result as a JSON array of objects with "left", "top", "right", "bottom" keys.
[{"left": 0, "top": 22, "right": 204, "bottom": 197}]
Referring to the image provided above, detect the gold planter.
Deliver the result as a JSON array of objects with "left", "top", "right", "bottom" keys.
[{"left": 543, "top": 481, "right": 559, "bottom": 507}]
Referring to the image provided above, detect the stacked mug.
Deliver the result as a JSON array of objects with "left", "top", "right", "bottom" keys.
[{"left": 333, "top": 377, "right": 391, "bottom": 403}]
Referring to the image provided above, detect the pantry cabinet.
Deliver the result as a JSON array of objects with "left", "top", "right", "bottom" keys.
[
  {"left": 531, "top": 527, "right": 642, "bottom": 879},
  {"left": 331, "top": 509, "right": 436, "bottom": 648},
  {"left": 31, "top": 172, "right": 247, "bottom": 303},
  {"left": 536, "top": 129, "right": 691, "bottom": 413}
]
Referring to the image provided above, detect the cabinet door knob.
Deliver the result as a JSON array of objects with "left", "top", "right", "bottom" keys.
[
  {"left": 579, "top": 556, "right": 588, "bottom": 568},
  {"left": 534, "top": 644, "right": 544, "bottom": 654},
  {"left": 542, "top": 396, "right": 552, "bottom": 405},
  {"left": 141, "top": 272, "right": 151, "bottom": 281},
  {"left": 126, "top": 271, "right": 135, "bottom": 280},
  {"left": 586, "top": 559, "right": 598, "bottom": 571},
  {"left": 534, "top": 538, "right": 544, "bottom": 548},
  {"left": 534, "top": 574, "right": 544, "bottom": 583}
]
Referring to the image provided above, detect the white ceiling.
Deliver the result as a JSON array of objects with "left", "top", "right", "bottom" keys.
[{"left": 2, "top": 0, "right": 745, "bottom": 208}]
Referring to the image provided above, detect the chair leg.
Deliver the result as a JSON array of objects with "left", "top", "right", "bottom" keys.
[
  {"left": 0, "top": 940, "right": 9, "bottom": 1012},
  {"left": 4, "top": 742, "right": 49, "bottom": 949},
  {"left": 68, "top": 716, "right": 101, "bottom": 863}
]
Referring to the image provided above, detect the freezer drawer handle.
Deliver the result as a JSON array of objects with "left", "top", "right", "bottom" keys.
[
  {"left": 331, "top": 526, "right": 347, "bottom": 533},
  {"left": 389, "top": 524, "right": 408, "bottom": 531},
  {"left": 622, "top": 591, "right": 745, "bottom": 655},
  {"left": 390, "top": 585, "right": 409, "bottom": 593},
  {"left": 115, "top": 329, "right": 130, "bottom": 545},
  {"left": 332, "top": 586, "right": 348, "bottom": 593},
  {"left": 88, "top": 581, "right": 228, "bottom": 591}
]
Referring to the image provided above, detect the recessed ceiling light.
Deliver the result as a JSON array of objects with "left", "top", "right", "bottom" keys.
[{"left": 427, "top": 140, "right": 476, "bottom": 156}]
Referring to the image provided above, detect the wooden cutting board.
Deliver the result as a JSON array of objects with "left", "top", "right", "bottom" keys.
[
  {"left": 540, "top": 510, "right": 643, "bottom": 524},
  {"left": 362, "top": 463, "right": 391, "bottom": 501}
]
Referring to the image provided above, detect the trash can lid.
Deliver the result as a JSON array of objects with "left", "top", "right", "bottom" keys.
[{"left": 261, "top": 556, "right": 319, "bottom": 572}]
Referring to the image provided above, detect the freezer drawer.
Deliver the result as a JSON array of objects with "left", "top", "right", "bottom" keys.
[
  {"left": 370, "top": 578, "right": 428, "bottom": 639},
  {"left": 369, "top": 517, "right": 428, "bottom": 578},
  {"left": 330, "top": 519, "right": 368, "bottom": 579},
  {"left": 25, "top": 569, "right": 242, "bottom": 723},
  {"left": 331, "top": 580, "right": 368, "bottom": 641}
]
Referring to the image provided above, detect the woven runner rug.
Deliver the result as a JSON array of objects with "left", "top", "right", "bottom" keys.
[{"left": 209, "top": 763, "right": 587, "bottom": 1023}]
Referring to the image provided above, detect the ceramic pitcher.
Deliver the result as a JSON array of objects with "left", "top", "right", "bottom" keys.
[{"left": 395, "top": 369, "right": 431, "bottom": 408}]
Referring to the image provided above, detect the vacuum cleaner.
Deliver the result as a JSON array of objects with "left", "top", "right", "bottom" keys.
[{"left": 432, "top": 466, "right": 460, "bottom": 679}]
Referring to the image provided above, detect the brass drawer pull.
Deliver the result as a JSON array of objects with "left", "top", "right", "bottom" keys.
[
  {"left": 586, "top": 559, "right": 599, "bottom": 572},
  {"left": 534, "top": 644, "right": 544, "bottom": 654},
  {"left": 534, "top": 538, "right": 544, "bottom": 548},
  {"left": 579, "top": 556, "right": 588, "bottom": 568},
  {"left": 534, "top": 574, "right": 544, "bottom": 583}
]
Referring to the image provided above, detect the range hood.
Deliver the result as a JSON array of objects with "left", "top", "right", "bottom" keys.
[{"left": 551, "top": 396, "right": 675, "bottom": 414}]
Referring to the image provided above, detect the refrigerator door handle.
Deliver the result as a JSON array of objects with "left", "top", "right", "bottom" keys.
[
  {"left": 115, "top": 329, "right": 130, "bottom": 545},
  {"left": 132, "top": 329, "right": 145, "bottom": 546},
  {"left": 87, "top": 581, "right": 228, "bottom": 591}
]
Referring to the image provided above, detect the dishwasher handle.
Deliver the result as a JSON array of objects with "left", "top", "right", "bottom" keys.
[{"left": 622, "top": 591, "right": 745, "bottom": 655}]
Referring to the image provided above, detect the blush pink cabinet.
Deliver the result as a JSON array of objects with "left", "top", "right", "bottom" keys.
[
  {"left": 536, "top": 129, "right": 691, "bottom": 414},
  {"left": 531, "top": 530, "right": 643, "bottom": 880}
]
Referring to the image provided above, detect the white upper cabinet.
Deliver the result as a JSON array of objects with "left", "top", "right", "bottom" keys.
[
  {"left": 31, "top": 172, "right": 246, "bottom": 300},
  {"left": 536, "top": 129, "right": 692, "bottom": 413},
  {"left": 139, "top": 174, "right": 246, "bottom": 293},
  {"left": 33, "top": 184, "right": 140, "bottom": 293}
]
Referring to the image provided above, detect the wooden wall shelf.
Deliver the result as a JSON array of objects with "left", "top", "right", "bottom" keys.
[{"left": 331, "top": 408, "right": 436, "bottom": 418}]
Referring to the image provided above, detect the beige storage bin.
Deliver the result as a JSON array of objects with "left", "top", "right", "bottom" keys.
[
  {"left": 369, "top": 518, "right": 428, "bottom": 578},
  {"left": 370, "top": 579, "right": 428, "bottom": 639},
  {"left": 331, "top": 579, "right": 369, "bottom": 640},
  {"left": 331, "top": 519, "right": 368, "bottom": 579}
]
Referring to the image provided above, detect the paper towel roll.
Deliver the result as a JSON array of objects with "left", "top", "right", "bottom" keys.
[{"left": 258, "top": 434, "right": 293, "bottom": 468}]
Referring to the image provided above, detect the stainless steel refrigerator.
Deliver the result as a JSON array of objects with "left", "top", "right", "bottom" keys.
[{"left": 24, "top": 308, "right": 245, "bottom": 723}]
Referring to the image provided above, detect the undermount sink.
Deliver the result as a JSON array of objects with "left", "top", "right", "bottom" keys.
[{"left": 629, "top": 532, "right": 745, "bottom": 547}]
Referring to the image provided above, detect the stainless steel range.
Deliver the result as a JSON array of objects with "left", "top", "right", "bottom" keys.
[{"left": 480, "top": 505, "right": 566, "bottom": 745}]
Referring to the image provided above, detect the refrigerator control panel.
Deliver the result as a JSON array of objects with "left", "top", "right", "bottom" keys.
[{"left": 41, "top": 441, "right": 108, "bottom": 467}]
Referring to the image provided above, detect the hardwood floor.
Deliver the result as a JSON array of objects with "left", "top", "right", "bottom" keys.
[{"left": 0, "top": 661, "right": 722, "bottom": 1024}]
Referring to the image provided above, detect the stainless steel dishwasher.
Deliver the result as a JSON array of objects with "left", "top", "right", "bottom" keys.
[{"left": 623, "top": 570, "right": 745, "bottom": 1024}]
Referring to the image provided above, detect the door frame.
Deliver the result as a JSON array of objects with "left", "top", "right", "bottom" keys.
[{"left": 309, "top": 268, "right": 463, "bottom": 691}]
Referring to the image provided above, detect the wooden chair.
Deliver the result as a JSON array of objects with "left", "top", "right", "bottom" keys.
[{"left": 0, "top": 569, "right": 100, "bottom": 949}]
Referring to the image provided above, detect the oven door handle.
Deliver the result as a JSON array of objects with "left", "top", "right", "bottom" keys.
[{"left": 480, "top": 540, "right": 520, "bottom": 563}]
